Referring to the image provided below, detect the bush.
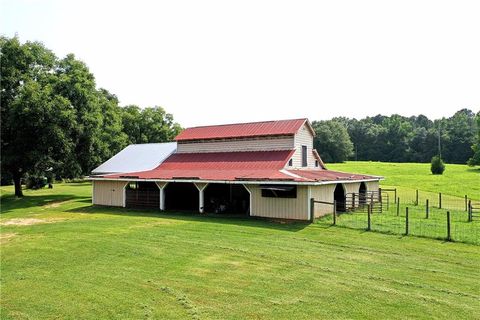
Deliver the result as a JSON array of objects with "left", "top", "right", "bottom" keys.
[
  {"left": 431, "top": 156, "right": 446, "bottom": 175},
  {"left": 25, "top": 175, "right": 48, "bottom": 189}
]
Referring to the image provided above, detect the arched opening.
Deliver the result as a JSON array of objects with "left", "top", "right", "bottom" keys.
[
  {"left": 359, "top": 182, "right": 367, "bottom": 206},
  {"left": 334, "top": 184, "right": 346, "bottom": 212},
  {"left": 164, "top": 182, "right": 199, "bottom": 211},
  {"left": 204, "top": 184, "right": 250, "bottom": 214},
  {"left": 125, "top": 181, "right": 160, "bottom": 209}
]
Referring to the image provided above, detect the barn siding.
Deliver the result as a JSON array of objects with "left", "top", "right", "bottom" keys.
[
  {"left": 311, "top": 184, "right": 336, "bottom": 217},
  {"left": 245, "top": 184, "right": 309, "bottom": 220},
  {"left": 177, "top": 136, "right": 294, "bottom": 153},
  {"left": 344, "top": 182, "right": 361, "bottom": 208},
  {"left": 92, "top": 180, "right": 127, "bottom": 207},
  {"left": 366, "top": 180, "right": 379, "bottom": 192},
  {"left": 291, "top": 124, "right": 317, "bottom": 169}
]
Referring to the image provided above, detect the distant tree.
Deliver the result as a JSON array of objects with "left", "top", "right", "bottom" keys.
[
  {"left": 312, "top": 120, "right": 353, "bottom": 163},
  {"left": 431, "top": 156, "right": 446, "bottom": 175},
  {"left": 468, "top": 112, "right": 480, "bottom": 166},
  {"left": 121, "top": 105, "right": 181, "bottom": 144}
]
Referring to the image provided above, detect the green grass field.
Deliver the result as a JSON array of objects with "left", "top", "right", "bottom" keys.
[
  {"left": 1, "top": 164, "right": 480, "bottom": 319},
  {"left": 328, "top": 162, "right": 480, "bottom": 200}
]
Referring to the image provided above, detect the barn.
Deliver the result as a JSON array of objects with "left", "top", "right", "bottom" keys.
[{"left": 90, "top": 118, "right": 382, "bottom": 221}]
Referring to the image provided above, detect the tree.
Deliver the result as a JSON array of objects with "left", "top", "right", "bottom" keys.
[
  {"left": 431, "top": 156, "right": 445, "bottom": 175},
  {"left": 1, "top": 36, "right": 75, "bottom": 196},
  {"left": 312, "top": 120, "right": 353, "bottom": 163},
  {"left": 468, "top": 112, "right": 480, "bottom": 166},
  {"left": 121, "top": 105, "right": 182, "bottom": 144}
]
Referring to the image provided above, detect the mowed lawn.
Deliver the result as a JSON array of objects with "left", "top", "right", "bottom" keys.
[
  {"left": 328, "top": 162, "right": 480, "bottom": 200},
  {"left": 1, "top": 181, "right": 480, "bottom": 319}
]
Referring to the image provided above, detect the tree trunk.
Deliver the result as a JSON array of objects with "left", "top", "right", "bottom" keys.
[{"left": 13, "top": 171, "right": 23, "bottom": 197}]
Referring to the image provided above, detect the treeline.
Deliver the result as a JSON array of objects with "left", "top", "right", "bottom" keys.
[
  {"left": 1, "top": 36, "right": 181, "bottom": 196},
  {"left": 312, "top": 109, "right": 480, "bottom": 164}
]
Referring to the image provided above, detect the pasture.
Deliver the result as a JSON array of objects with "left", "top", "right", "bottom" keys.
[{"left": 1, "top": 163, "right": 480, "bottom": 319}]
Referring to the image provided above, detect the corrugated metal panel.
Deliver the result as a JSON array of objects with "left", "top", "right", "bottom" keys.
[
  {"left": 246, "top": 184, "right": 309, "bottom": 220},
  {"left": 175, "top": 119, "right": 307, "bottom": 141},
  {"left": 92, "top": 142, "right": 177, "bottom": 174},
  {"left": 177, "top": 136, "right": 294, "bottom": 153},
  {"left": 92, "top": 180, "right": 127, "bottom": 207},
  {"left": 311, "top": 184, "right": 336, "bottom": 217}
]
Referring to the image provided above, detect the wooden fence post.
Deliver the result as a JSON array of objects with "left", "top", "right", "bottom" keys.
[
  {"left": 367, "top": 204, "right": 371, "bottom": 231},
  {"left": 415, "top": 189, "right": 419, "bottom": 206},
  {"left": 396, "top": 197, "right": 400, "bottom": 216},
  {"left": 394, "top": 189, "right": 397, "bottom": 203},
  {"left": 468, "top": 200, "right": 472, "bottom": 222},
  {"left": 310, "top": 198, "right": 315, "bottom": 222},
  {"left": 465, "top": 195, "right": 468, "bottom": 212},
  {"left": 405, "top": 207, "right": 409, "bottom": 235},
  {"left": 426, "top": 199, "right": 429, "bottom": 219},
  {"left": 333, "top": 200, "right": 337, "bottom": 225},
  {"left": 446, "top": 211, "right": 451, "bottom": 241},
  {"left": 352, "top": 193, "right": 356, "bottom": 209},
  {"left": 439, "top": 193, "right": 442, "bottom": 209}
]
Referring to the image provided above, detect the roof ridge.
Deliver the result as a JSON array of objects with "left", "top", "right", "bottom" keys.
[{"left": 183, "top": 118, "right": 307, "bottom": 130}]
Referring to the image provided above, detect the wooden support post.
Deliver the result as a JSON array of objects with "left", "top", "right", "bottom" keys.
[
  {"left": 439, "top": 193, "right": 442, "bottom": 209},
  {"left": 396, "top": 197, "right": 400, "bottom": 216},
  {"left": 352, "top": 193, "right": 356, "bottom": 209},
  {"left": 465, "top": 195, "right": 468, "bottom": 212},
  {"left": 415, "top": 189, "right": 419, "bottom": 206},
  {"left": 405, "top": 207, "right": 409, "bottom": 235},
  {"left": 310, "top": 198, "right": 315, "bottom": 222},
  {"left": 333, "top": 200, "right": 337, "bottom": 225},
  {"left": 446, "top": 211, "right": 451, "bottom": 241},
  {"left": 426, "top": 199, "right": 429, "bottom": 219},
  {"left": 367, "top": 204, "right": 371, "bottom": 231},
  {"left": 394, "top": 189, "right": 397, "bottom": 203}
]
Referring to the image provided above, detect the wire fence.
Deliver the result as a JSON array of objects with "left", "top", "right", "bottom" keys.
[{"left": 315, "top": 187, "right": 480, "bottom": 245}]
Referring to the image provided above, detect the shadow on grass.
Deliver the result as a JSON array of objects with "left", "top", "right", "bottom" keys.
[
  {"left": 66, "top": 204, "right": 310, "bottom": 232},
  {"left": 0, "top": 193, "right": 89, "bottom": 214}
]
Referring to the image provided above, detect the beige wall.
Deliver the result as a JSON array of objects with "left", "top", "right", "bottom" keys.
[
  {"left": 311, "top": 184, "right": 336, "bottom": 217},
  {"left": 177, "top": 136, "right": 294, "bottom": 153},
  {"left": 366, "top": 180, "right": 379, "bottom": 192},
  {"left": 245, "top": 184, "right": 309, "bottom": 220},
  {"left": 93, "top": 180, "right": 127, "bottom": 207},
  {"left": 290, "top": 124, "right": 318, "bottom": 169}
]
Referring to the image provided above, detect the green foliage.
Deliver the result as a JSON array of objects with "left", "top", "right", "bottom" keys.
[
  {"left": 25, "top": 175, "right": 48, "bottom": 189},
  {"left": 430, "top": 156, "right": 446, "bottom": 175},
  {"left": 0, "top": 36, "right": 181, "bottom": 194},
  {"left": 468, "top": 112, "right": 480, "bottom": 166},
  {"left": 312, "top": 120, "right": 353, "bottom": 163},
  {"left": 0, "top": 182, "right": 479, "bottom": 319}
]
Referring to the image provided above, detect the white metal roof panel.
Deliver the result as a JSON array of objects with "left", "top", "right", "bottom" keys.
[{"left": 91, "top": 142, "right": 177, "bottom": 174}]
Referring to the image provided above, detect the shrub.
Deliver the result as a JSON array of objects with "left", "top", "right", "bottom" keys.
[
  {"left": 25, "top": 175, "right": 48, "bottom": 189},
  {"left": 431, "top": 156, "right": 446, "bottom": 175}
]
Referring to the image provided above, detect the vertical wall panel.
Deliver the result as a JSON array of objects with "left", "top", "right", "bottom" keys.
[{"left": 92, "top": 180, "right": 127, "bottom": 207}]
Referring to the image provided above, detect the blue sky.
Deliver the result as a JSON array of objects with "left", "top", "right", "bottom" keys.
[{"left": 2, "top": 0, "right": 479, "bottom": 127}]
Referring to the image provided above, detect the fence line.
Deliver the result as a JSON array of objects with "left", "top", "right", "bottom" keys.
[{"left": 312, "top": 187, "right": 480, "bottom": 245}]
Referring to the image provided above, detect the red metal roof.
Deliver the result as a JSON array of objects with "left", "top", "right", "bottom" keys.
[
  {"left": 103, "top": 151, "right": 297, "bottom": 181},
  {"left": 175, "top": 118, "right": 308, "bottom": 141},
  {"left": 98, "top": 151, "right": 379, "bottom": 183}
]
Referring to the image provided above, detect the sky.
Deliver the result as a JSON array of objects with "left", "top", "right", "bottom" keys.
[{"left": 1, "top": 0, "right": 479, "bottom": 127}]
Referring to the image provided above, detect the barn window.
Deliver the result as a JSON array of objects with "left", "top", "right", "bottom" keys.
[
  {"left": 288, "top": 159, "right": 293, "bottom": 166},
  {"left": 302, "top": 146, "right": 307, "bottom": 167},
  {"left": 260, "top": 185, "right": 297, "bottom": 198},
  {"left": 315, "top": 160, "right": 319, "bottom": 167}
]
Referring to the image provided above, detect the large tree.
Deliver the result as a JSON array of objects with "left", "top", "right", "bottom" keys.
[
  {"left": 1, "top": 36, "right": 76, "bottom": 196},
  {"left": 468, "top": 112, "right": 480, "bottom": 166},
  {"left": 312, "top": 120, "right": 353, "bottom": 163}
]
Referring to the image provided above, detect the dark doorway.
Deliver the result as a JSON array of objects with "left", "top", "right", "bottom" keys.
[
  {"left": 164, "top": 182, "right": 199, "bottom": 211},
  {"left": 334, "top": 184, "right": 346, "bottom": 212},
  {"left": 204, "top": 184, "right": 250, "bottom": 214},
  {"left": 359, "top": 182, "right": 367, "bottom": 206},
  {"left": 125, "top": 181, "right": 159, "bottom": 209}
]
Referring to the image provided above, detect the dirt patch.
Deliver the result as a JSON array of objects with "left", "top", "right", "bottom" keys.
[
  {"left": 1, "top": 218, "right": 63, "bottom": 226},
  {"left": 0, "top": 232, "right": 17, "bottom": 244},
  {"left": 43, "top": 199, "right": 72, "bottom": 208}
]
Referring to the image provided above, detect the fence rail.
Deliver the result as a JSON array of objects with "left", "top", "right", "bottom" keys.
[{"left": 312, "top": 187, "right": 480, "bottom": 245}]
